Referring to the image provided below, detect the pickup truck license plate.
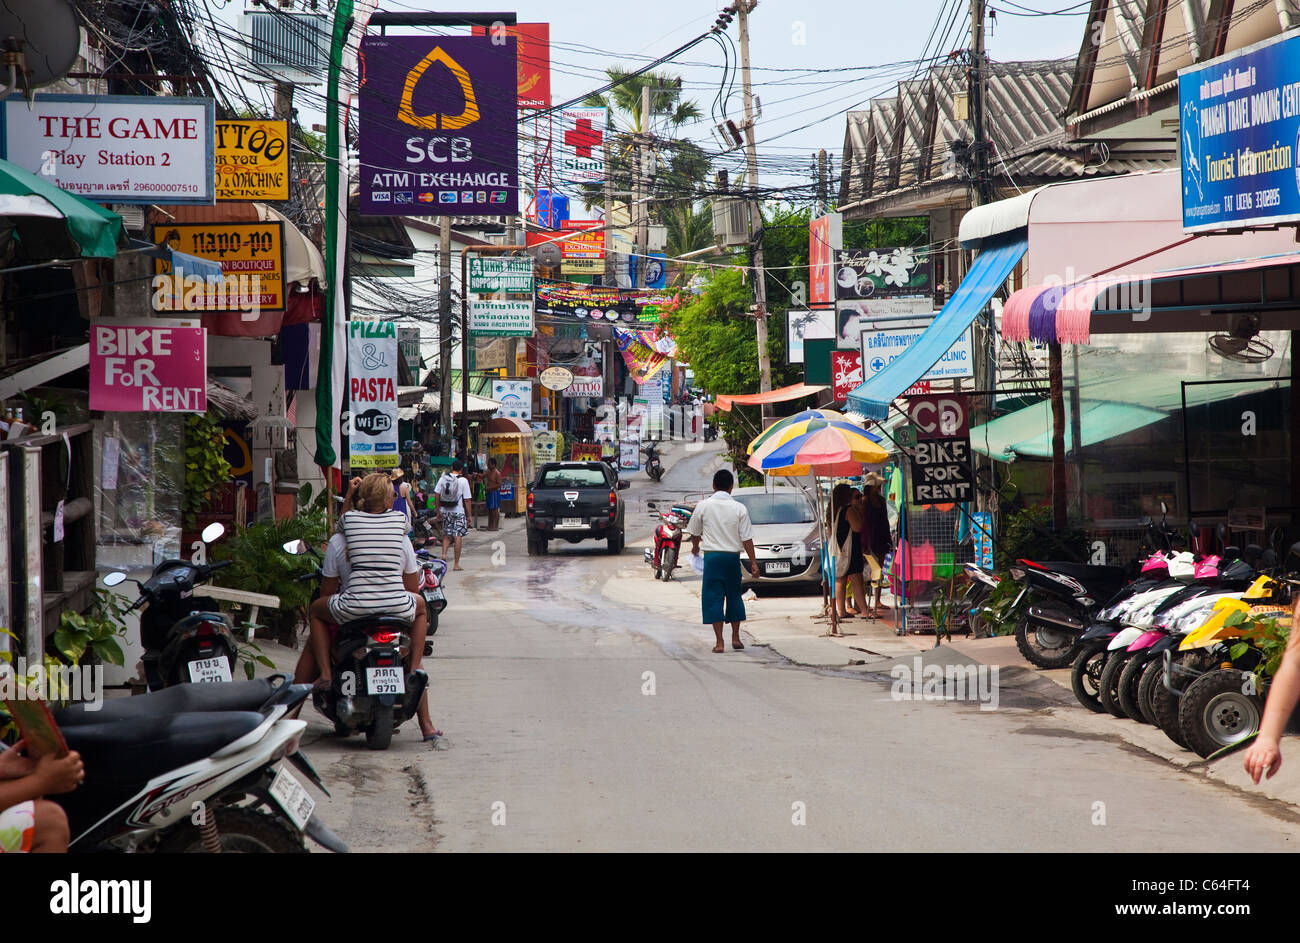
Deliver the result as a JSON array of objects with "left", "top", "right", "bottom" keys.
[
  {"left": 366, "top": 666, "right": 404, "bottom": 695},
  {"left": 269, "top": 767, "right": 315, "bottom": 831},
  {"left": 766, "top": 561, "right": 791, "bottom": 574},
  {"left": 188, "top": 656, "right": 232, "bottom": 683},
  {"left": 558, "top": 517, "right": 587, "bottom": 528}
]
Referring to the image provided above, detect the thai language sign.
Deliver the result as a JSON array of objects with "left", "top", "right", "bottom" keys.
[
  {"left": 90, "top": 321, "right": 207, "bottom": 413},
  {"left": 859, "top": 317, "right": 973, "bottom": 382},
  {"left": 152, "top": 222, "right": 286, "bottom": 312},
  {"left": 470, "top": 298, "right": 534, "bottom": 336},
  {"left": 808, "top": 212, "right": 842, "bottom": 307},
  {"left": 1179, "top": 30, "right": 1300, "bottom": 231},
  {"left": 348, "top": 320, "right": 399, "bottom": 468},
  {"left": 215, "top": 120, "right": 289, "bottom": 201},
  {"left": 358, "top": 35, "right": 519, "bottom": 215},
  {"left": 2, "top": 94, "right": 214, "bottom": 204},
  {"left": 468, "top": 256, "right": 534, "bottom": 293}
]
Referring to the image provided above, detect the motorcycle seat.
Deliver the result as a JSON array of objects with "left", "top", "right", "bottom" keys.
[
  {"left": 337, "top": 615, "right": 414, "bottom": 634},
  {"left": 1024, "top": 560, "right": 1128, "bottom": 597},
  {"left": 53, "top": 679, "right": 278, "bottom": 727},
  {"left": 63, "top": 710, "right": 265, "bottom": 784}
]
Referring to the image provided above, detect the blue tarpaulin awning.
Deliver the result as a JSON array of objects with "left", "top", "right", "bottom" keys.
[{"left": 846, "top": 232, "right": 1028, "bottom": 419}]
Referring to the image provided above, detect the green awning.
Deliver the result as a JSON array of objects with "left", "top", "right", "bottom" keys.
[
  {"left": 0, "top": 157, "right": 124, "bottom": 260},
  {"left": 971, "top": 376, "right": 1290, "bottom": 460}
]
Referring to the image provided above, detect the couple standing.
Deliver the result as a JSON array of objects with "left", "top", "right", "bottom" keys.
[{"left": 830, "top": 474, "right": 891, "bottom": 621}]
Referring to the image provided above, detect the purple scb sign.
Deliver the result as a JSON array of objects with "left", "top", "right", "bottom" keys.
[{"left": 359, "top": 35, "right": 519, "bottom": 216}]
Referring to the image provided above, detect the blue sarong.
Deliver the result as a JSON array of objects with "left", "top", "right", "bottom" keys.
[
  {"left": 701, "top": 552, "right": 746, "bottom": 625},
  {"left": 485, "top": 488, "right": 501, "bottom": 510}
]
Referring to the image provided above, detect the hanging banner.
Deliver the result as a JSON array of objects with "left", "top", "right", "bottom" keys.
[
  {"left": 539, "top": 366, "right": 574, "bottom": 391},
  {"left": 492, "top": 379, "right": 533, "bottom": 420},
  {"left": 348, "top": 320, "right": 400, "bottom": 468},
  {"left": 358, "top": 35, "right": 519, "bottom": 215},
  {"left": 535, "top": 280, "right": 628, "bottom": 319},
  {"left": 152, "top": 222, "right": 286, "bottom": 313},
  {"left": 835, "top": 247, "right": 932, "bottom": 300},
  {"left": 1179, "top": 29, "right": 1300, "bottom": 232},
  {"left": 906, "top": 394, "right": 974, "bottom": 504},
  {"left": 559, "top": 107, "right": 606, "bottom": 184},
  {"left": 808, "top": 212, "right": 842, "bottom": 307},
  {"left": 214, "top": 119, "right": 289, "bottom": 201},
  {"left": 613, "top": 326, "right": 671, "bottom": 384},
  {"left": 830, "top": 349, "right": 863, "bottom": 401},
  {"left": 470, "top": 297, "right": 534, "bottom": 336},
  {"left": 2, "top": 94, "right": 215, "bottom": 204},
  {"left": 471, "top": 22, "right": 551, "bottom": 108},
  {"left": 89, "top": 321, "right": 207, "bottom": 413},
  {"left": 628, "top": 252, "right": 668, "bottom": 289}
]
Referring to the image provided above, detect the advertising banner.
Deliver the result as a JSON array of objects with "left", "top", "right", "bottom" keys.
[
  {"left": 348, "top": 320, "right": 399, "bottom": 468},
  {"left": 2, "top": 94, "right": 214, "bottom": 204},
  {"left": 559, "top": 107, "right": 607, "bottom": 184},
  {"left": 358, "top": 35, "right": 519, "bottom": 215},
  {"left": 469, "top": 256, "right": 534, "bottom": 293},
  {"left": 152, "top": 222, "right": 286, "bottom": 313},
  {"left": 614, "top": 327, "right": 672, "bottom": 384},
  {"left": 830, "top": 350, "right": 863, "bottom": 401},
  {"left": 214, "top": 119, "right": 289, "bottom": 201},
  {"left": 535, "top": 280, "right": 628, "bottom": 319},
  {"left": 808, "top": 212, "right": 842, "bottom": 307},
  {"left": 1178, "top": 30, "right": 1300, "bottom": 232},
  {"left": 470, "top": 297, "right": 534, "bottom": 336},
  {"left": 492, "top": 379, "right": 533, "bottom": 420},
  {"left": 907, "top": 393, "right": 974, "bottom": 504},
  {"left": 398, "top": 327, "right": 421, "bottom": 379},
  {"left": 471, "top": 22, "right": 551, "bottom": 108},
  {"left": 572, "top": 443, "right": 603, "bottom": 461},
  {"left": 564, "top": 365, "right": 604, "bottom": 398},
  {"left": 559, "top": 220, "right": 605, "bottom": 274},
  {"left": 533, "top": 429, "right": 562, "bottom": 466},
  {"left": 859, "top": 316, "right": 974, "bottom": 382},
  {"left": 834, "top": 247, "right": 931, "bottom": 300},
  {"left": 837, "top": 298, "right": 931, "bottom": 349},
  {"left": 90, "top": 321, "right": 206, "bottom": 413},
  {"left": 786, "top": 308, "right": 835, "bottom": 364},
  {"left": 628, "top": 252, "right": 668, "bottom": 289}
]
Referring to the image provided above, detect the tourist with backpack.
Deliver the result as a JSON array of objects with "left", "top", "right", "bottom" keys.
[{"left": 435, "top": 459, "right": 472, "bottom": 571}]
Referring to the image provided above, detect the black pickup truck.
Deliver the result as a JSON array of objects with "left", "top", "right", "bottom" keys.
[{"left": 527, "top": 461, "right": 629, "bottom": 555}]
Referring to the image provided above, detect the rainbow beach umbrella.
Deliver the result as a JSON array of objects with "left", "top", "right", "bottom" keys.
[
  {"left": 747, "top": 408, "right": 845, "bottom": 455},
  {"left": 758, "top": 420, "right": 888, "bottom": 477}
]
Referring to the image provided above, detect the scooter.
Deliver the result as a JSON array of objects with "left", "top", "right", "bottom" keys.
[
  {"left": 103, "top": 523, "right": 239, "bottom": 691},
  {"left": 416, "top": 548, "right": 448, "bottom": 634},
  {"left": 50, "top": 676, "right": 346, "bottom": 852},
  {"left": 644, "top": 509, "right": 686, "bottom": 580},
  {"left": 703, "top": 424, "right": 718, "bottom": 442},
  {"left": 644, "top": 441, "right": 664, "bottom": 482}
]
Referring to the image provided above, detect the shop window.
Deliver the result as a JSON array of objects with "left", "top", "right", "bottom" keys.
[
  {"left": 94, "top": 414, "right": 184, "bottom": 570},
  {"left": 1182, "top": 380, "right": 1290, "bottom": 515}
]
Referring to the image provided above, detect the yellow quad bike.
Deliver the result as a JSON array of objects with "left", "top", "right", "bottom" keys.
[{"left": 1160, "top": 576, "right": 1291, "bottom": 757}]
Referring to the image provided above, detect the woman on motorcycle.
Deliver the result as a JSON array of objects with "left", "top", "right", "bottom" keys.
[{"left": 305, "top": 473, "right": 440, "bottom": 741}]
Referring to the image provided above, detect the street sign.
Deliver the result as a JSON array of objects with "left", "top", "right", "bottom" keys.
[
  {"left": 906, "top": 394, "right": 974, "bottom": 504},
  {"left": 469, "top": 256, "right": 534, "bottom": 294}
]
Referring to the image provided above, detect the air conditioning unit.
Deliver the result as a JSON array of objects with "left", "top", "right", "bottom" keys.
[
  {"left": 711, "top": 198, "right": 749, "bottom": 247},
  {"left": 241, "top": 11, "right": 329, "bottom": 84}
]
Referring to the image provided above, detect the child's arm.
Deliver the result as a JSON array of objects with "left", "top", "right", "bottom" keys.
[{"left": 0, "top": 750, "right": 84, "bottom": 808}]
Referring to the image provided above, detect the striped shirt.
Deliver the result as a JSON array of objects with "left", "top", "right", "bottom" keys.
[{"left": 327, "top": 510, "right": 418, "bottom": 624}]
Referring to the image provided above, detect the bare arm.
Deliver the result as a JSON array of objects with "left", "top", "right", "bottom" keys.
[
  {"left": 403, "top": 571, "right": 420, "bottom": 593},
  {"left": 1244, "top": 596, "right": 1300, "bottom": 782},
  {"left": 742, "top": 539, "right": 759, "bottom": 578},
  {"left": 320, "top": 576, "right": 340, "bottom": 597}
]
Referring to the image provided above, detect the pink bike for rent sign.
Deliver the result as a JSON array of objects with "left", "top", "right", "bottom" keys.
[{"left": 90, "top": 320, "right": 207, "bottom": 413}]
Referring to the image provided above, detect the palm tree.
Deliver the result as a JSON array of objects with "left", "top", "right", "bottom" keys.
[{"left": 664, "top": 203, "right": 714, "bottom": 258}]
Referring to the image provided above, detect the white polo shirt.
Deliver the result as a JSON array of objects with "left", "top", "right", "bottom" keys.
[{"left": 686, "top": 491, "right": 754, "bottom": 553}]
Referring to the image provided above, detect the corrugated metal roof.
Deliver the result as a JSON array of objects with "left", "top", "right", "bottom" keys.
[{"left": 839, "top": 59, "right": 1176, "bottom": 210}]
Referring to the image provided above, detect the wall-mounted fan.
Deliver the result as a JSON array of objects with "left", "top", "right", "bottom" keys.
[{"left": 1209, "top": 314, "right": 1274, "bottom": 364}]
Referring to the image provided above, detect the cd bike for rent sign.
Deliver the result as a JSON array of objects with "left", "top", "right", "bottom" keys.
[
  {"left": 1179, "top": 30, "right": 1300, "bottom": 232},
  {"left": 2, "top": 95, "right": 215, "bottom": 204}
]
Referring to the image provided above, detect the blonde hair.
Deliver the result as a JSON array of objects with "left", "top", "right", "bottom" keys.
[{"left": 356, "top": 472, "right": 395, "bottom": 513}]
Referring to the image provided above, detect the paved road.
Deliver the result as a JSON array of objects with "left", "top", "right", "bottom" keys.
[{"left": 300, "top": 443, "right": 1300, "bottom": 852}]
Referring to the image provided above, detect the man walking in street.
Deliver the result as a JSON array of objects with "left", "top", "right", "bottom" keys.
[
  {"left": 686, "top": 468, "right": 759, "bottom": 653},
  {"left": 435, "top": 459, "right": 472, "bottom": 571}
]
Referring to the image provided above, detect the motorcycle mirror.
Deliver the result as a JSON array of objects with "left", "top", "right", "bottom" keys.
[
  {"left": 200, "top": 522, "right": 225, "bottom": 544},
  {"left": 102, "top": 571, "right": 128, "bottom": 587},
  {"left": 1160, "top": 500, "right": 1168, "bottom": 515},
  {"left": 1289, "top": 541, "right": 1300, "bottom": 559},
  {"left": 282, "top": 540, "right": 309, "bottom": 555}
]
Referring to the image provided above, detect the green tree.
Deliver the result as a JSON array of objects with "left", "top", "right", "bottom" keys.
[{"left": 664, "top": 202, "right": 714, "bottom": 259}]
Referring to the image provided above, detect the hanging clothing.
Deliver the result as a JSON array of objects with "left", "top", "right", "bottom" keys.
[{"left": 912, "top": 541, "right": 936, "bottom": 581}]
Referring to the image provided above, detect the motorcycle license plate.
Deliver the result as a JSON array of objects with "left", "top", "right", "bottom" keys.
[
  {"left": 188, "top": 656, "right": 232, "bottom": 683},
  {"left": 269, "top": 767, "right": 315, "bottom": 832},
  {"left": 366, "top": 666, "right": 403, "bottom": 695},
  {"left": 558, "top": 518, "right": 587, "bottom": 528},
  {"left": 766, "top": 561, "right": 791, "bottom": 574},
  {"left": 423, "top": 588, "right": 445, "bottom": 603}
]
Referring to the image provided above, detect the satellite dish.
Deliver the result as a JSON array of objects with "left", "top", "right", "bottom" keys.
[
  {"left": 531, "top": 241, "right": 561, "bottom": 269},
  {"left": 0, "top": 0, "right": 81, "bottom": 100}
]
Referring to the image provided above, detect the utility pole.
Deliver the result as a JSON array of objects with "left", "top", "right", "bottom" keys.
[
  {"left": 635, "top": 83, "right": 651, "bottom": 289},
  {"left": 603, "top": 134, "right": 616, "bottom": 285},
  {"left": 969, "top": 0, "right": 993, "bottom": 207},
  {"left": 735, "top": 0, "right": 772, "bottom": 423},
  {"left": 817, "top": 149, "right": 828, "bottom": 215},
  {"left": 439, "top": 217, "right": 453, "bottom": 448}
]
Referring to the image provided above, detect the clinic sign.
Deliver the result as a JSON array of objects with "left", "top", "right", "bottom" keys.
[
  {"left": 90, "top": 321, "right": 207, "bottom": 413},
  {"left": 348, "top": 320, "right": 399, "bottom": 469},
  {"left": 1179, "top": 30, "right": 1300, "bottom": 232},
  {"left": 859, "top": 319, "right": 973, "bottom": 383},
  {"left": 906, "top": 394, "right": 974, "bottom": 504},
  {"left": 358, "top": 35, "right": 519, "bottom": 215},
  {"left": 2, "top": 95, "right": 214, "bottom": 204}
]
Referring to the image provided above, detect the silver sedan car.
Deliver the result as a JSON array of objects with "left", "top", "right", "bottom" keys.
[{"left": 730, "top": 486, "right": 823, "bottom": 587}]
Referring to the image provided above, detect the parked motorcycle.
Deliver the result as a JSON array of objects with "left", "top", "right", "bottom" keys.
[
  {"left": 282, "top": 541, "right": 428, "bottom": 749},
  {"left": 104, "top": 523, "right": 238, "bottom": 691},
  {"left": 704, "top": 424, "right": 718, "bottom": 442},
  {"left": 644, "top": 441, "right": 664, "bottom": 482},
  {"left": 1007, "top": 557, "right": 1130, "bottom": 668},
  {"left": 416, "top": 548, "right": 448, "bottom": 633},
  {"left": 644, "top": 509, "right": 686, "bottom": 580},
  {"left": 51, "top": 676, "right": 346, "bottom": 852}
]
